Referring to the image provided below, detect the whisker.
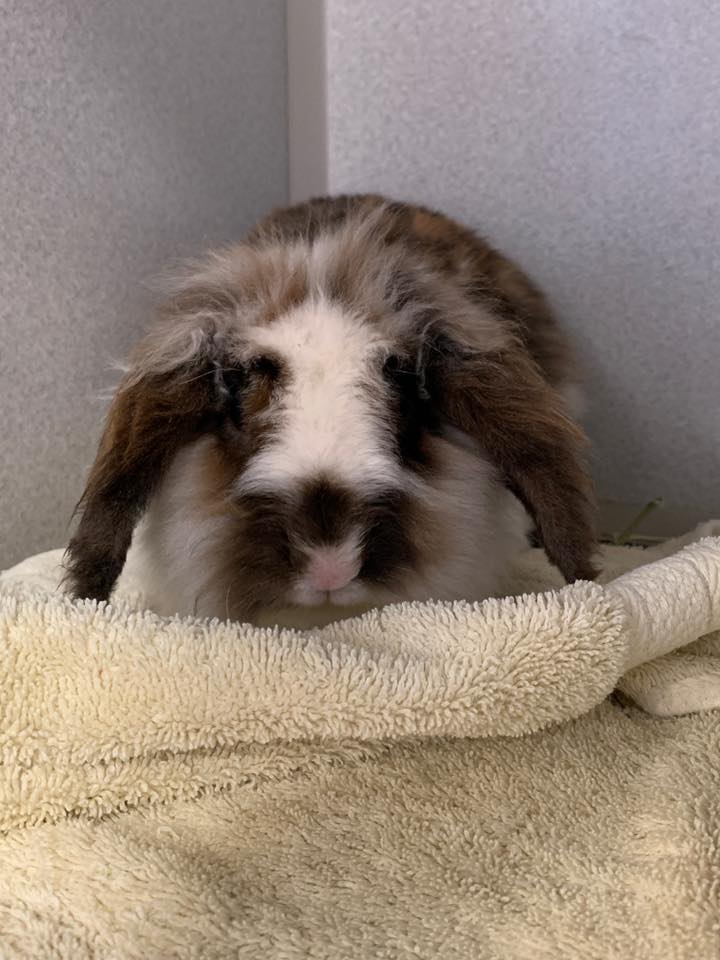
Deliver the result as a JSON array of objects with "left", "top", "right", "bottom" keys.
[
  {"left": 177, "top": 366, "right": 242, "bottom": 387},
  {"left": 224, "top": 579, "right": 238, "bottom": 621}
]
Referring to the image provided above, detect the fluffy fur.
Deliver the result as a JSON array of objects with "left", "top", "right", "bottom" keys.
[{"left": 64, "top": 194, "right": 597, "bottom": 627}]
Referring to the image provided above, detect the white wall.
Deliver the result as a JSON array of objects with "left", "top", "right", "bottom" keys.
[
  {"left": 320, "top": 0, "right": 720, "bottom": 517},
  {"left": 1, "top": 0, "right": 288, "bottom": 566}
]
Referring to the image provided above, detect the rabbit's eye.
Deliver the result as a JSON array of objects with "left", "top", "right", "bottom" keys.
[
  {"left": 248, "top": 355, "right": 282, "bottom": 381},
  {"left": 382, "top": 354, "right": 429, "bottom": 401},
  {"left": 382, "top": 353, "right": 412, "bottom": 383}
]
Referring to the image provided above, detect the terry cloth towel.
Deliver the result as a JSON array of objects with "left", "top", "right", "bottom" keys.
[{"left": 1, "top": 523, "right": 719, "bottom": 958}]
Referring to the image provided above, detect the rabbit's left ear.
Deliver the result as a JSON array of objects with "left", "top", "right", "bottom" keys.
[
  {"left": 425, "top": 335, "right": 599, "bottom": 583},
  {"left": 63, "top": 329, "right": 242, "bottom": 602}
]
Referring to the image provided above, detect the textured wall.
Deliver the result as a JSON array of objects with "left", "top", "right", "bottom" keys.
[
  {"left": 325, "top": 0, "right": 720, "bottom": 516},
  {"left": 1, "top": 0, "right": 287, "bottom": 566}
]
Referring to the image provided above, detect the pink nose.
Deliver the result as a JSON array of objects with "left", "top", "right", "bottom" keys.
[{"left": 306, "top": 548, "right": 359, "bottom": 593}]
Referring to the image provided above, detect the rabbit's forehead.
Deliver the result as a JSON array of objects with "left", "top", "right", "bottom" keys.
[
  {"left": 246, "top": 296, "right": 390, "bottom": 369},
  {"left": 236, "top": 299, "right": 404, "bottom": 498}
]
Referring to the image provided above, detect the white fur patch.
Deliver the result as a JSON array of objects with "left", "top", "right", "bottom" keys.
[
  {"left": 235, "top": 299, "right": 401, "bottom": 496},
  {"left": 128, "top": 438, "right": 230, "bottom": 619}
]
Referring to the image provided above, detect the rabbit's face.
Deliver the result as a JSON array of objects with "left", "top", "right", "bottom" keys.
[{"left": 134, "top": 296, "right": 496, "bottom": 622}]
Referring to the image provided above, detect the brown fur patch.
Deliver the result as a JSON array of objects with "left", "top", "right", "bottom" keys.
[
  {"left": 296, "top": 479, "right": 357, "bottom": 545},
  {"left": 243, "top": 354, "right": 285, "bottom": 419},
  {"left": 426, "top": 343, "right": 598, "bottom": 582},
  {"left": 358, "top": 490, "right": 423, "bottom": 586}
]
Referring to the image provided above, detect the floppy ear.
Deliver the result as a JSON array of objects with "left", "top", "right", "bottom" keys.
[
  {"left": 426, "top": 336, "right": 598, "bottom": 582},
  {"left": 64, "top": 330, "right": 243, "bottom": 601}
]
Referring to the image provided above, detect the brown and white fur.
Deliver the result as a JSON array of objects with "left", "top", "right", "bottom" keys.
[{"left": 64, "top": 194, "right": 598, "bottom": 628}]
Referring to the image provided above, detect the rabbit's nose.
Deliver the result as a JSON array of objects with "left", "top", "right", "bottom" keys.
[{"left": 304, "top": 547, "right": 360, "bottom": 593}]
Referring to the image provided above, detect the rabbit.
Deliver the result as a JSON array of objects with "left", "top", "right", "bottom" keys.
[{"left": 64, "top": 194, "right": 598, "bottom": 628}]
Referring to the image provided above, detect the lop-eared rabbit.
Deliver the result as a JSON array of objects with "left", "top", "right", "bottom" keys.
[{"left": 65, "top": 195, "right": 597, "bottom": 628}]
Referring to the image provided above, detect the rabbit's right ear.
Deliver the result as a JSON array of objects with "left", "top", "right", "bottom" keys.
[
  {"left": 423, "top": 333, "right": 599, "bottom": 583},
  {"left": 64, "top": 324, "right": 244, "bottom": 602}
]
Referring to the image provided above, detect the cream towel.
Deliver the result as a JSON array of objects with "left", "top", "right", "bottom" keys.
[{"left": 1, "top": 527, "right": 719, "bottom": 958}]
